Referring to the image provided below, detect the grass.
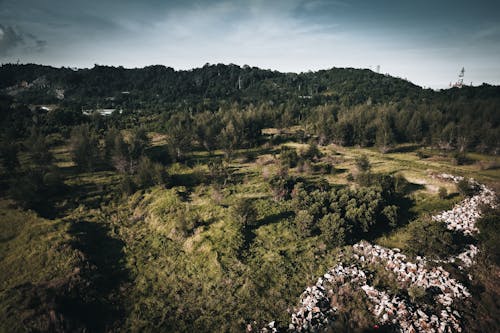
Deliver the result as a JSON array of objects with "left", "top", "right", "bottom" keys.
[
  {"left": 0, "top": 200, "right": 80, "bottom": 292},
  {"left": 0, "top": 200, "right": 83, "bottom": 332},
  {"left": 2, "top": 133, "right": 499, "bottom": 332}
]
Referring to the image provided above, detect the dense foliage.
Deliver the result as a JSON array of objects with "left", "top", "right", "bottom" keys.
[{"left": 1, "top": 63, "right": 499, "bottom": 154}]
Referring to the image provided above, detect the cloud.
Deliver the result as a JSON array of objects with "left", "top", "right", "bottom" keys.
[
  {"left": 0, "top": 24, "right": 47, "bottom": 56},
  {"left": 0, "top": 24, "right": 24, "bottom": 55}
]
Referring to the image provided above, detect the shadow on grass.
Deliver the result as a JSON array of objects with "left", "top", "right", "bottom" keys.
[
  {"left": 388, "top": 144, "right": 421, "bottom": 153},
  {"left": 239, "top": 210, "right": 294, "bottom": 260},
  {"left": 63, "top": 220, "right": 130, "bottom": 332},
  {"left": 359, "top": 196, "right": 417, "bottom": 244},
  {"left": 403, "top": 182, "right": 425, "bottom": 195}
]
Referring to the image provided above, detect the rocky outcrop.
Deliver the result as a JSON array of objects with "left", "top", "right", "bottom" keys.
[{"left": 258, "top": 176, "right": 496, "bottom": 332}]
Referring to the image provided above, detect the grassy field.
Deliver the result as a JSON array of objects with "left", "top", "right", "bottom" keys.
[{"left": 1, "top": 129, "right": 499, "bottom": 332}]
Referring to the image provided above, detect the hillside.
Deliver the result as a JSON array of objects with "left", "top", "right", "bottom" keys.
[{"left": 0, "top": 63, "right": 499, "bottom": 332}]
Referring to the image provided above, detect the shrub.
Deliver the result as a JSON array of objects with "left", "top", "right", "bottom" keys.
[
  {"left": 457, "top": 179, "right": 479, "bottom": 197},
  {"left": 69, "top": 124, "right": 100, "bottom": 172},
  {"left": 279, "top": 146, "right": 299, "bottom": 168},
  {"left": 416, "top": 150, "right": 428, "bottom": 159},
  {"left": 312, "top": 162, "right": 333, "bottom": 174},
  {"left": 269, "top": 174, "right": 295, "bottom": 200},
  {"left": 134, "top": 157, "right": 168, "bottom": 189},
  {"left": 231, "top": 198, "right": 258, "bottom": 227},
  {"left": 319, "top": 213, "right": 348, "bottom": 246},
  {"left": 294, "top": 210, "right": 315, "bottom": 237},
  {"left": 438, "top": 186, "right": 448, "bottom": 199},
  {"left": 355, "top": 154, "right": 371, "bottom": 173},
  {"left": 120, "top": 175, "right": 136, "bottom": 195},
  {"left": 405, "top": 218, "right": 458, "bottom": 259},
  {"left": 476, "top": 208, "right": 500, "bottom": 265},
  {"left": 301, "top": 143, "right": 322, "bottom": 161}
]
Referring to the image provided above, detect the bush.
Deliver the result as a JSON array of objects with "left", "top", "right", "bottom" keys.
[
  {"left": 301, "top": 143, "right": 322, "bottom": 161},
  {"left": 120, "top": 175, "right": 136, "bottom": 195},
  {"left": 355, "top": 154, "right": 371, "bottom": 173},
  {"left": 294, "top": 210, "right": 315, "bottom": 237},
  {"left": 231, "top": 198, "right": 258, "bottom": 227},
  {"left": 416, "top": 150, "right": 428, "bottom": 159},
  {"left": 134, "top": 157, "right": 168, "bottom": 189},
  {"left": 438, "top": 186, "right": 447, "bottom": 199},
  {"left": 269, "top": 174, "right": 295, "bottom": 200},
  {"left": 319, "top": 213, "right": 348, "bottom": 246},
  {"left": 279, "top": 146, "right": 299, "bottom": 168},
  {"left": 312, "top": 162, "right": 333, "bottom": 174},
  {"left": 451, "top": 152, "right": 469, "bottom": 165},
  {"left": 69, "top": 124, "right": 100, "bottom": 172},
  {"left": 457, "top": 179, "right": 479, "bottom": 197},
  {"left": 476, "top": 208, "right": 500, "bottom": 265},
  {"left": 394, "top": 174, "right": 410, "bottom": 195},
  {"left": 405, "top": 218, "right": 458, "bottom": 259}
]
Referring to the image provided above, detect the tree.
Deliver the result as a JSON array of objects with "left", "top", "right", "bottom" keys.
[
  {"left": 319, "top": 213, "right": 348, "bottom": 246},
  {"left": 194, "top": 112, "right": 222, "bottom": 155},
  {"left": 25, "top": 127, "right": 52, "bottom": 167},
  {"left": 375, "top": 118, "right": 395, "bottom": 153},
  {"left": 0, "top": 141, "right": 19, "bottom": 173},
  {"left": 301, "top": 143, "right": 322, "bottom": 161},
  {"left": 405, "top": 218, "right": 457, "bottom": 259},
  {"left": 355, "top": 154, "right": 371, "bottom": 173},
  {"left": 382, "top": 205, "right": 398, "bottom": 227},
  {"left": 294, "top": 210, "right": 315, "bottom": 237},
  {"left": 232, "top": 198, "right": 258, "bottom": 227},
  {"left": 134, "top": 156, "right": 168, "bottom": 189},
  {"left": 218, "top": 120, "right": 239, "bottom": 160},
  {"left": 69, "top": 124, "right": 100, "bottom": 171},
  {"left": 166, "top": 113, "right": 193, "bottom": 161},
  {"left": 280, "top": 146, "right": 299, "bottom": 168},
  {"left": 128, "top": 127, "right": 150, "bottom": 161},
  {"left": 111, "top": 132, "right": 130, "bottom": 173}
]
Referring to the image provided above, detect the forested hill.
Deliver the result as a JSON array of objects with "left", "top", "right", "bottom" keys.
[
  {"left": 1, "top": 63, "right": 499, "bottom": 153},
  {"left": 0, "top": 63, "right": 428, "bottom": 106}
]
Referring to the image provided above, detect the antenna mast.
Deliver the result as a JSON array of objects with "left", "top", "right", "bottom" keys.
[{"left": 454, "top": 67, "right": 465, "bottom": 88}]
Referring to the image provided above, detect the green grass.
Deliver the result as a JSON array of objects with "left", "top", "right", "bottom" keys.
[
  {"left": 0, "top": 200, "right": 82, "bottom": 332},
  {"left": 2, "top": 135, "right": 499, "bottom": 332}
]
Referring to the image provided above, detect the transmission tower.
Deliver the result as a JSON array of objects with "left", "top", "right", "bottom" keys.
[{"left": 456, "top": 67, "right": 465, "bottom": 88}]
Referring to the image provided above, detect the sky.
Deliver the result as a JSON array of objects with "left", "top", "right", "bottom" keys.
[{"left": 0, "top": 0, "right": 499, "bottom": 88}]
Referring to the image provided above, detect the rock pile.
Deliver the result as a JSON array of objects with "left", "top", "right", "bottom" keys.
[
  {"left": 432, "top": 182, "right": 496, "bottom": 235},
  {"left": 258, "top": 176, "right": 496, "bottom": 332},
  {"left": 455, "top": 245, "right": 478, "bottom": 268},
  {"left": 287, "top": 264, "right": 366, "bottom": 332}
]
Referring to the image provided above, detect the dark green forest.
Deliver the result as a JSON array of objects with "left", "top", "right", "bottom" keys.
[{"left": 1, "top": 63, "right": 499, "bottom": 154}]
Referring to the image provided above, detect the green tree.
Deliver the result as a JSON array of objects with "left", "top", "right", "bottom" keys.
[
  {"left": 375, "top": 118, "right": 395, "bottom": 153},
  {"left": 69, "top": 124, "right": 100, "bottom": 171},
  {"left": 134, "top": 156, "right": 168, "bottom": 189},
  {"left": 232, "top": 198, "right": 258, "bottom": 227},
  {"left": 294, "top": 210, "right": 315, "bottom": 237},
  {"left": 25, "top": 128, "right": 52, "bottom": 167},
  {"left": 128, "top": 127, "right": 150, "bottom": 161},
  {"left": 382, "top": 205, "right": 398, "bottom": 227},
  {"left": 319, "top": 213, "right": 348, "bottom": 246},
  {"left": 166, "top": 113, "right": 193, "bottom": 161},
  {"left": 355, "top": 154, "right": 371, "bottom": 173},
  {"left": 0, "top": 141, "right": 19, "bottom": 173}
]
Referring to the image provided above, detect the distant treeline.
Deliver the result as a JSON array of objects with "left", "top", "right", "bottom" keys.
[{"left": 0, "top": 63, "right": 499, "bottom": 153}]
